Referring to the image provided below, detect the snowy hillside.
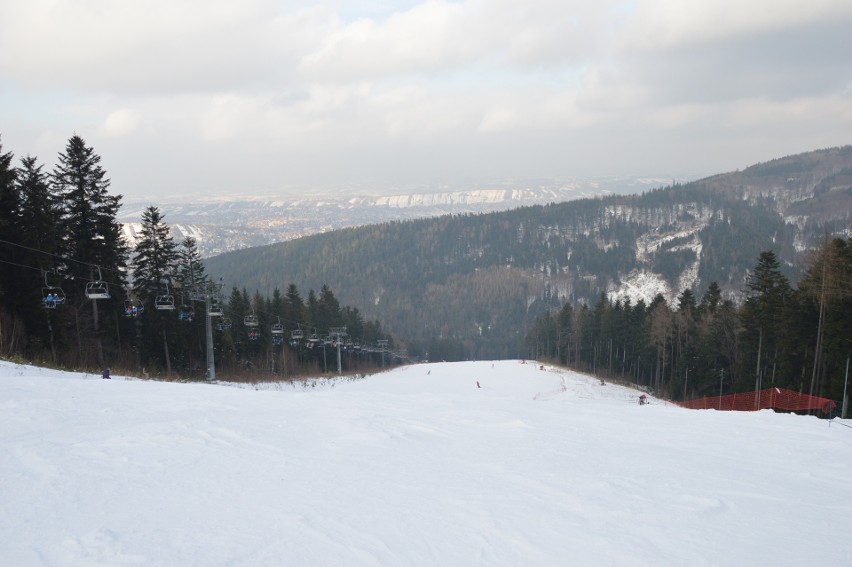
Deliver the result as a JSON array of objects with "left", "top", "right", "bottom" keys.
[{"left": 2, "top": 360, "right": 850, "bottom": 566}]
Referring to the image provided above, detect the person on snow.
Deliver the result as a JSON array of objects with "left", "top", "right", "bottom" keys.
[
  {"left": 639, "top": 394, "right": 647, "bottom": 405},
  {"left": 102, "top": 368, "right": 110, "bottom": 379}
]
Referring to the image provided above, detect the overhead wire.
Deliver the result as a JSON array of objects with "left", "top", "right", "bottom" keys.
[{"left": 0, "top": 237, "right": 125, "bottom": 278}]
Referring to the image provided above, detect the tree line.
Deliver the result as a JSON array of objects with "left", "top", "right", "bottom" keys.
[
  {"left": 525, "top": 243, "right": 852, "bottom": 410},
  {"left": 0, "top": 134, "right": 396, "bottom": 379}
]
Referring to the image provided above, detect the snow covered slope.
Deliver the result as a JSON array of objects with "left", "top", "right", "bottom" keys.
[{"left": 1, "top": 360, "right": 850, "bottom": 566}]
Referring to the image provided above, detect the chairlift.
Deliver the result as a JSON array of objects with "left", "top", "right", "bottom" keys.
[
  {"left": 307, "top": 332, "right": 320, "bottom": 349},
  {"left": 216, "top": 317, "right": 233, "bottom": 331},
  {"left": 178, "top": 304, "right": 195, "bottom": 322},
  {"left": 290, "top": 329, "right": 304, "bottom": 340},
  {"left": 244, "top": 314, "right": 259, "bottom": 327},
  {"left": 272, "top": 334, "right": 284, "bottom": 346},
  {"left": 208, "top": 298, "right": 224, "bottom": 317},
  {"left": 85, "top": 266, "right": 111, "bottom": 300},
  {"left": 248, "top": 329, "right": 260, "bottom": 341},
  {"left": 123, "top": 299, "right": 144, "bottom": 318},
  {"left": 155, "top": 285, "right": 175, "bottom": 310},
  {"left": 42, "top": 272, "right": 66, "bottom": 309}
]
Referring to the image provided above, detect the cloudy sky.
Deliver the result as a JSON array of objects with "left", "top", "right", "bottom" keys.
[{"left": 1, "top": 0, "right": 850, "bottom": 201}]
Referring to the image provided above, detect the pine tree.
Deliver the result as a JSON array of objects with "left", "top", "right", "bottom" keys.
[
  {"left": 52, "top": 135, "right": 128, "bottom": 367},
  {"left": 799, "top": 237, "right": 852, "bottom": 399},
  {"left": 739, "top": 251, "right": 791, "bottom": 396},
  {"left": 132, "top": 206, "right": 180, "bottom": 372},
  {"left": 284, "top": 283, "right": 306, "bottom": 331},
  {"left": 175, "top": 236, "right": 208, "bottom": 293},
  {"left": 132, "top": 207, "right": 179, "bottom": 301},
  {"left": 646, "top": 294, "right": 673, "bottom": 395},
  {"left": 0, "top": 137, "right": 23, "bottom": 352},
  {"left": 316, "top": 285, "right": 343, "bottom": 331},
  {"left": 699, "top": 282, "right": 722, "bottom": 314},
  {"left": 17, "top": 155, "right": 64, "bottom": 362},
  {"left": 18, "top": 156, "right": 61, "bottom": 265}
]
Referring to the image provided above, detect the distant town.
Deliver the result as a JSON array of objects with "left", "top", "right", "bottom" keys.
[{"left": 119, "top": 178, "right": 669, "bottom": 257}]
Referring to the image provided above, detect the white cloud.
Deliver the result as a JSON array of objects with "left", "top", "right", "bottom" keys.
[
  {"left": 624, "top": 0, "right": 852, "bottom": 51},
  {"left": 0, "top": 0, "right": 850, "bottom": 199},
  {"left": 101, "top": 108, "right": 141, "bottom": 138}
]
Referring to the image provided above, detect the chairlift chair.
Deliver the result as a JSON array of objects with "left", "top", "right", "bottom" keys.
[
  {"left": 208, "top": 302, "right": 224, "bottom": 317},
  {"left": 123, "top": 299, "right": 144, "bottom": 317},
  {"left": 41, "top": 271, "right": 67, "bottom": 308},
  {"left": 42, "top": 286, "right": 66, "bottom": 309},
  {"left": 272, "top": 334, "right": 284, "bottom": 346},
  {"left": 85, "top": 280, "right": 110, "bottom": 300},
  {"left": 85, "top": 267, "right": 111, "bottom": 299},
  {"left": 178, "top": 305, "right": 195, "bottom": 322},
  {"left": 155, "top": 293, "right": 175, "bottom": 310},
  {"left": 244, "top": 314, "right": 259, "bottom": 327},
  {"left": 248, "top": 329, "right": 260, "bottom": 341},
  {"left": 155, "top": 295, "right": 175, "bottom": 310}
]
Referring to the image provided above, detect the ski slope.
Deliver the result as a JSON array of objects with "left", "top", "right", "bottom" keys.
[{"left": 1, "top": 359, "right": 850, "bottom": 566}]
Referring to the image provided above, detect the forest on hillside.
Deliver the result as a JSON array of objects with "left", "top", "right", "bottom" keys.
[
  {"left": 526, "top": 244, "right": 852, "bottom": 409},
  {"left": 206, "top": 147, "right": 852, "bottom": 360},
  {"left": 0, "top": 135, "right": 397, "bottom": 379}
]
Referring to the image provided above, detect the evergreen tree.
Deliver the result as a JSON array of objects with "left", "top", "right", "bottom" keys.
[
  {"left": 799, "top": 237, "right": 852, "bottom": 398},
  {"left": 673, "top": 289, "right": 698, "bottom": 399},
  {"left": 0, "top": 137, "right": 20, "bottom": 246},
  {"left": 738, "top": 251, "right": 791, "bottom": 395},
  {"left": 175, "top": 236, "right": 208, "bottom": 292},
  {"left": 556, "top": 303, "right": 574, "bottom": 364},
  {"left": 52, "top": 135, "right": 127, "bottom": 368},
  {"left": 699, "top": 282, "right": 722, "bottom": 314},
  {"left": 17, "top": 155, "right": 64, "bottom": 361},
  {"left": 284, "top": 283, "right": 306, "bottom": 331},
  {"left": 131, "top": 206, "right": 180, "bottom": 372},
  {"left": 316, "top": 285, "right": 343, "bottom": 331},
  {"left": 646, "top": 294, "right": 673, "bottom": 394},
  {"left": 0, "top": 137, "right": 23, "bottom": 355}
]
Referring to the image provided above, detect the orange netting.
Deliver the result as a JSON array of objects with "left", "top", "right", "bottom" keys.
[{"left": 678, "top": 387, "right": 836, "bottom": 414}]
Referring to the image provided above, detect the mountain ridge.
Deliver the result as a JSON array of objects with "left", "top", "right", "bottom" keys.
[
  {"left": 119, "top": 177, "right": 670, "bottom": 257},
  {"left": 204, "top": 146, "right": 852, "bottom": 358}
]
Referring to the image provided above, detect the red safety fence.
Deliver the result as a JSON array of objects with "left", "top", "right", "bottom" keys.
[{"left": 678, "top": 387, "right": 836, "bottom": 414}]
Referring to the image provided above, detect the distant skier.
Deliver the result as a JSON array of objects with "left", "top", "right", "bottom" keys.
[
  {"left": 102, "top": 368, "right": 110, "bottom": 379},
  {"left": 639, "top": 394, "right": 647, "bottom": 405}
]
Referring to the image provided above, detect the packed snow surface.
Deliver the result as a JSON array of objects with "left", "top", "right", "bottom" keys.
[{"left": 2, "top": 360, "right": 850, "bottom": 566}]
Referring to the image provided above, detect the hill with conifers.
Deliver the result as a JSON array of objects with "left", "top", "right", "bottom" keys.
[
  {"left": 0, "top": 134, "right": 398, "bottom": 380},
  {"left": 205, "top": 146, "right": 852, "bottom": 364}
]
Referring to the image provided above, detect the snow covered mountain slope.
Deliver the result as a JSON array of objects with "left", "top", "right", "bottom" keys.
[{"left": 2, "top": 359, "right": 850, "bottom": 566}]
